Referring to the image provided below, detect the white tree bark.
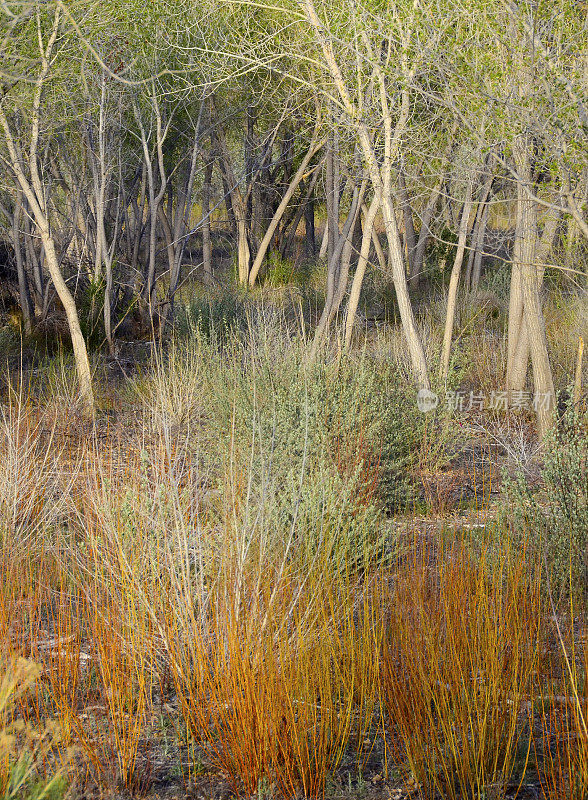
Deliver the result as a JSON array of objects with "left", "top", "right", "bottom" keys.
[
  {"left": 303, "top": 0, "right": 430, "bottom": 388},
  {"left": 439, "top": 181, "right": 474, "bottom": 381},
  {"left": 0, "top": 7, "right": 94, "bottom": 416},
  {"left": 344, "top": 190, "right": 381, "bottom": 350},
  {"left": 512, "top": 138, "right": 556, "bottom": 437},
  {"left": 248, "top": 122, "right": 324, "bottom": 286}
]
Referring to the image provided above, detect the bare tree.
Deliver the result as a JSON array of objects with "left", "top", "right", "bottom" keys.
[{"left": 0, "top": 5, "right": 94, "bottom": 414}]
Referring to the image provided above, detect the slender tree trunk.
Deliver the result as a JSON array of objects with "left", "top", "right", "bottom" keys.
[
  {"left": 0, "top": 8, "right": 94, "bottom": 416},
  {"left": 161, "top": 105, "right": 205, "bottom": 329},
  {"left": 304, "top": 191, "right": 316, "bottom": 259},
  {"left": 411, "top": 201, "right": 438, "bottom": 291},
  {"left": 464, "top": 165, "right": 494, "bottom": 291},
  {"left": 202, "top": 155, "right": 214, "bottom": 283},
  {"left": 325, "top": 130, "right": 337, "bottom": 263},
  {"left": 134, "top": 92, "right": 169, "bottom": 311},
  {"left": 248, "top": 126, "right": 323, "bottom": 286},
  {"left": 380, "top": 194, "right": 430, "bottom": 388},
  {"left": 370, "top": 222, "right": 387, "bottom": 273},
  {"left": 11, "top": 191, "right": 33, "bottom": 334},
  {"left": 439, "top": 182, "right": 474, "bottom": 380},
  {"left": 409, "top": 124, "right": 458, "bottom": 291},
  {"left": 104, "top": 249, "right": 114, "bottom": 354},
  {"left": 511, "top": 139, "right": 555, "bottom": 437},
  {"left": 344, "top": 190, "right": 381, "bottom": 349},
  {"left": 245, "top": 106, "right": 256, "bottom": 241},
  {"left": 281, "top": 164, "right": 321, "bottom": 259},
  {"left": 24, "top": 216, "right": 43, "bottom": 318},
  {"left": 506, "top": 191, "right": 525, "bottom": 390},
  {"left": 397, "top": 167, "right": 416, "bottom": 275},
  {"left": 213, "top": 121, "right": 250, "bottom": 283},
  {"left": 219, "top": 167, "right": 237, "bottom": 235},
  {"left": 507, "top": 201, "right": 561, "bottom": 392},
  {"left": 303, "top": 0, "right": 430, "bottom": 388},
  {"left": 469, "top": 202, "right": 490, "bottom": 293},
  {"left": 318, "top": 215, "right": 330, "bottom": 260},
  {"left": 130, "top": 165, "right": 147, "bottom": 290},
  {"left": 563, "top": 215, "right": 578, "bottom": 281},
  {"left": 311, "top": 180, "right": 365, "bottom": 353},
  {"left": 42, "top": 229, "right": 95, "bottom": 414},
  {"left": 331, "top": 177, "right": 368, "bottom": 318}
]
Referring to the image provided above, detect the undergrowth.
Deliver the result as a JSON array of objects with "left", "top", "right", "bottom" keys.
[{"left": 0, "top": 314, "right": 585, "bottom": 800}]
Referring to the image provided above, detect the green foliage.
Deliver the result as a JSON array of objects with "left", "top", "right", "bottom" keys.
[
  {"left": 138, "top": 312, "right": 443, "bottom": 566},
  {"left": 503, "top": 402, "right": 588, "bottom": 605},
  {"left": 208, "top": 322, "right": 423, "bottom": 506},
  {"left": 479, "top": 261, "right": 511, "bottom": 301},
  {"left": 0, "top": 659, "right": 68, "bottom": 800},
  {"left": 262, "top": 254, "right": 318, "bottom": 289},
  {"left": 425, "top": 226, "right": 459, "bottom": 285},
  {"left": 0, "top": 326, "right": 20, "bottom": 359},
  {"left": 175, "top": 293, "right": 248, "bottom": 341},
  {"left": 262, "top": 253, "right": 297, "bottom": 287},
  {"left": 77, "top": 277, "right": 106, "bottom": 352}
]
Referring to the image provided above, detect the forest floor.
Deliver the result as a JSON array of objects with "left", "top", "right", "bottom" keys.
[{"left": 0, "top": 275, "right": 586, "bottom": 800}]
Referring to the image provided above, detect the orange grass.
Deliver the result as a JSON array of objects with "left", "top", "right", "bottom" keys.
[
  {"left": 1, "top": 387, "right": 586, "bottom": 800},
  {"left": 165, "top": 556, "right": 376, "bottom": 797},
  {"left": 381, "top": 542, "right": 542, "bottom": 800},
  {"left": 535, "top": 622, "right": 588, "bottom": 799},
  {"left": 0, "top": 657, "right": 64, "bottom": 799}
]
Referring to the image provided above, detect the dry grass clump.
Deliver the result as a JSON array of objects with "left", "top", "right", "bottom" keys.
[
  {"left": 165, "top": 554, "right": 383, "bottom": 798},
  {"left": 381, "top": 542, "right": 542, "bottom": 800},
  {"left": 535, "top": 620, "right": 588, "bottom": 800},
  {"left": 544, "top": 291, "right": 587, "bottom": 389},
  {"left": 0, "top": 657, "right": 68, "bottom": 800},
  {"left": 0, "top": 398, "right": 62, "bottom": 550}
]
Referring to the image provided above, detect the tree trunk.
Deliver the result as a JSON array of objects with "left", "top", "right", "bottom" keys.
[
  {"left": 202, "top": 155, "right": 214, "bottom": 283},
  {"left": 311, "top": 179, "right": 365, "bottom": 353},
  {"left": 42, "top": 229, "right": 95, "bottom": 414},
  {"left": 304, "top": 191, "right": 316, "bottom": 259},
  {"left": 248, "top": 126, "right": 323, "bottom": 286},
  {"left": 507, "top": 201, "right": 561, "bottom": 393},
  {"left": 331, "top": 177, "right": 367, "bottom": 318},
  {"left": 465, "top": 165, "right": 494, "bottom": 291},
  {"left": 397, "top": 167, "right": 416, "bottom": 276},
  {"left": 381, "top": 192, "right": 431, "bottom": 389},
  {"left": 281, "top": 164, "right": 321, "bottom": 260},
  {"left": 11, "top": 191, "right": 33, "bottom": 335},
  {"left": 324, "top": 134, "right": 337, "bottom": 263},
  {"left": 302, "top": 0, "right": 430, "bottom": 388},
  {"left": 410, "top": 200, "right": 438, "bottom": 291},
  {"left": 439, "top": 183, "right": 474, "bottom": 381},
  {"left": 468, "top": 202, "right": 490, "bottom": 293},
  {"left": 344, "top": 190, "right": 381, "bottom": 349},
  {"left": 160, "top": 108, "right": 204, "bottom": 330},
  {"left": 506, "top": 192, "right": 525, "bottom": 390},
  {"left": 213, "top": 120, "right": 250, "bottom": 283},
  {"left": 409, "top": 124, "right": 458, "bottom": 291},
  {"left": 0, "top": 28, "right": 95, "bottom": 417},
  {"left": 511, "top": 139, "right": 555, "bottom": 437}
]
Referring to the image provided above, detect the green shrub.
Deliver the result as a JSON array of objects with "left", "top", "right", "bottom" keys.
[
  {"left": 503, "top": 402, "right": 587, "bottom": 605},
  {"left": 424, "top": 226, "right": 458, "bottom": 286},
  {"left": 0, "top": 659, "right": 68, "bottom": 800},
  {"left": 175, "top": 293, "right": 247, "bottom": 341},
  {"left": 262, "top": 253, "right": 318, "bottom": 289},
  {"left": 77, "top": 276, "right": 107, "bottom": 351},
  {"left": 139, "top": 312, "right": 442, "bottom": 567},
  {"left": 479, "top": 261, "right": 511, "bottom": 301}
]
